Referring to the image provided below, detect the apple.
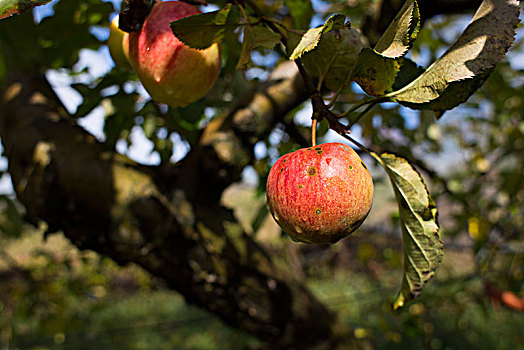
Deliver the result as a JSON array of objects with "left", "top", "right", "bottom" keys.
[
  {"left": 128, "top": 1, "right": 221, "bottom": 108},
  {"left": 108, "top": 15, "right": 132, "bottom": 70},
  {"left": 266, "top": 143, "right": 374, "bottom": 244}
]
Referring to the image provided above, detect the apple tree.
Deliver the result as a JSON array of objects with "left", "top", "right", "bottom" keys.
[{"left": 0, "top": 0, "right": 521, "bottom": 348}]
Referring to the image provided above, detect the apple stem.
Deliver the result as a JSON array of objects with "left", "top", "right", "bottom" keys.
[{"left": 311, "top": 118, "right": 318, "bottom": 147}]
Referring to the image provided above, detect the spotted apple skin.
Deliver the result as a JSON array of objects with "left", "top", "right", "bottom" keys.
[
  {"left": 128, "top": 1, "right": 221, "bottom": 107},
  {"left": 266, "top": 143, "right": 374, "bottom": 244}
]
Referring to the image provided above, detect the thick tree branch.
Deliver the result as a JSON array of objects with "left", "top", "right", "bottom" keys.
[
  {"left": 176, "top": 61, "right": 308, "bottom": 203},
  {"left": 0, "top": 72, "right": 356, "bottom": 349}
]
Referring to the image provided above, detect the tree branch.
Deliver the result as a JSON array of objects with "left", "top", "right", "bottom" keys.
[{"left": 0, "top": 72, "right": 356, "bottom": 349}]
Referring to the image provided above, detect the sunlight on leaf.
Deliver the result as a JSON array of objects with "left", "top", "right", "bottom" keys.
[
  {"left": 0, "top": 0, "right": 52, "bottom": 19},
  {"left": 387, "top": 0, "right": 520, "bottom": 115},
  {"left": 370, "top": 153, "right": 442, "bottom": 309},
  {"left": 374, "top": 0, "right": 420, "bottom": 58},
  {"left": 288, "top": 14, "right": 346, "bottom": 60},
  {"left": 287, "top": 14, "right": 362, "bottom": 92}
]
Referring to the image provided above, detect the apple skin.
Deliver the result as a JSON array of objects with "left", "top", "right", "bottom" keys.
[
  {"left": 128, "top": 1, "right": 221, "bottom": 108},
  {"left": 266, "top": 143, "right": 374, "bottom": 244},
  {"left": 108, "top": 15, "right": 132, "bottom": 69}
]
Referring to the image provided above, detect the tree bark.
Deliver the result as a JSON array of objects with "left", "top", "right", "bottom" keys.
[
  {"left": 0, "top": 1, "right": 488, "bottom": 347},
  {"left": 0, "top": 70, "right": 357, "bottom": 349}
]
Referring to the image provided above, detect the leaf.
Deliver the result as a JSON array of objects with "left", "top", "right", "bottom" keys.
[
  {"left": 170, "top": 3, "right": 241, "bottom": 50},
  {"left": 287, "top": 14, "right": 363, "bottom": 92},
  {"left": 302, "top": 27, "right": 363, "bottom": 92},
  {"left": 370, "top": 153, "right": 442, "bottom": 309},
  {"left": 103, "top": 89, "right": 140, "bottom": 148},
  {"left": 72, "top": 69, "right": 134, "bottom": 119},
  {"left": 374, "top": 0, "right": 420, "bottom": 58},
  {"left": 236, "top": 25, "right": 281, "bottom": 70},
  {"left": 388, "top": 0, "right": 520, "bottom": 115},
  {"left": 284, "top": 0, "right": 313, "bottom": 30},
  {"left": 38, "top": 0, "right": 113, "bottom": 69},
  {"left": 352, "top": 48, "right": 424, "bottom": 96},
  {"left": 0, "top": 0, "right": 52, "bottom": 19},
  {"left": 289, "top": 14, "right": 346, "bottom": 60}
]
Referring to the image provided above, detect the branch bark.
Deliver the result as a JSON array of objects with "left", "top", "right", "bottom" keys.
[
  {"left": 0, "top": 71, "right": 356, "bottom": 349},
  {"left": 0, "top": 1, "right": 490, "bottom": 347}
]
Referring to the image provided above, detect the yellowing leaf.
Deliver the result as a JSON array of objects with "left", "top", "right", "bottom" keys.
[
  {"left": 288, "top": 14, "right": 346, "bottom": 60},
  {"left": 374, "top": 0, "right": 420, "bottom": 58},
  {"left": 371, "top": 153, "right": 442, "bottom": 309},
  {"left": 388, "top": 0, "right": 520, "bottom": 113}
]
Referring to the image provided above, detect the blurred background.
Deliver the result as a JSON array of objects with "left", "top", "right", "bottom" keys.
[{"left": 0, "top": 0, "right": 523, "bottom": 349}]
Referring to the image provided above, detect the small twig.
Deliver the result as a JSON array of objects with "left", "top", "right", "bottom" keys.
[
  {"left": 348, "top": 101, "right": 379, "bottom": 127},
  {"left": 337, "top": 97, "right": 383, "bottom": 119},
  {"left": 325, "top": 84, "right": 346, "bottom": 109},
  {"left": 338, "top": 133, "right": 375, "bottom": 155}
]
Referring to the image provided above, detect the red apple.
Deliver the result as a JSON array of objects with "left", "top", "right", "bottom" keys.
[
  {"left": 128, "top": 1, "right": 221, "bottom": 107},
  {"left": 266, "top": 143, "right": 374, "bottom": 244},
  {"left": 108, "top": 15, "right": 132, "bottom": 69}
]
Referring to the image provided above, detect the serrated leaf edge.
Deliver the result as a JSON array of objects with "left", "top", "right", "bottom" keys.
[
  {"left": 374, "top": 0, "right": 420, "bottom": 59},
  {"left": 371, "top": 152, "right": 442, "bottom": 309},
  {"left": 289, "top": 14, "right": 346, "bottom": 60}
]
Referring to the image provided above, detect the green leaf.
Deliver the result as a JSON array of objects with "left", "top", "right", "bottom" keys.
[
  {"left": 352, "top": 48, "right": 424, "bottom": 96},
  {"left": 236, "top": 24, "right": 281, "bottom": 70},
  {"left": 103, "top": 89, "right": 140, "bottom": 148},
  {"left": 370, "top": 153, "right": 442, "bottom": 309},
  {"left": 374, "top": 0, "right": 420, "bottom": 58},
  {"left": 0, "top": 0, "right": 52, "bottom": 19},
  {"left": 170, "top": 3, "right": 241, "bottom": 50},
  {"left": 72, "top": 70, "right": 135, "bottom": 119},
  {"left": 288, "top": 14, "right": 346, "bottom": 60},
  {"left": 288, "top": 15, "right": 363, "bottom": 92},
  {"left": 304, "top": 27, "right": 363, "bottom": 92},
  {"left": 388, "top": 0, "right": 520, "bottom": 115},
  {"left": 284, "top": 0, "right": 313, "bottom": 30},
  {"left": 38, "top": 0, "right": 113, "bottom": 69}
]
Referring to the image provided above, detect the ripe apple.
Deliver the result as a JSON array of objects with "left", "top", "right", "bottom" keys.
[
  {"left": 108, "top": 15, "right": 132, "bottom": 70},
  {"left": 128, "top": 1, "right": 221, "bottom": 108},
  {"left": 266, "top": 143, "right": 374, "bottom": 244}
]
